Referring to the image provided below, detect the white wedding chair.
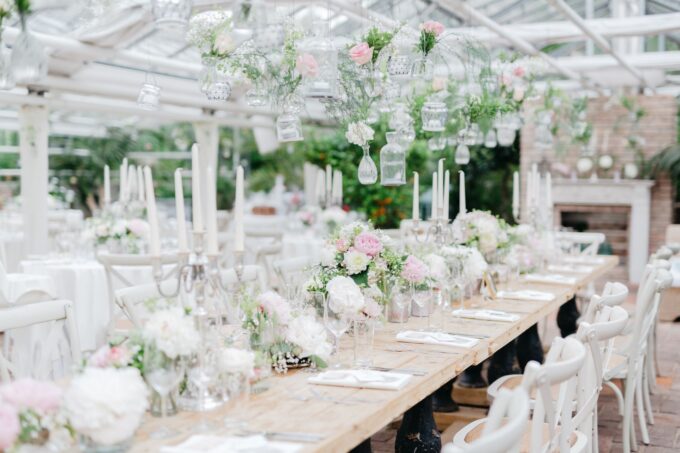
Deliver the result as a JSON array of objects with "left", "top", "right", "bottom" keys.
[
  {"left": 0, "top": 259, "right": 55, "bottom": 306},
  {"left": 220, "top": 264, "right": 267, "bottom": 294},
  {"left": 0, "top": 299, "right": 81, "bottom": 381},
  {"left": 244, "top": 228, "right": 283, "bottom": 286},
  {"left": 113, "top": 279, "right": 180, "bottom": 329},
  {"left": 603, "top": 266, "right": 670, "bottom": 453},
  {"left": 555, "top": 231, "right": 605, "bottom": 256},
  {"left": 581, "top": 281, "right": 628, "bottom": 324},
  {"left": 442, "top": 387, "right": 530, "bottom": 453},
  {"left": 456, "top": 337, "right": 587, "bottom": 453}
]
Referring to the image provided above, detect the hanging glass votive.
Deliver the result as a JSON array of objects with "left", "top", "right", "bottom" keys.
[
  {"left": 151, "top": 0, "right": 193, "bottom": 30},
  {"left": 358, "top": 145, "right": 378, "bottom": 185},
  {"left": 199, "top": 57, "right": 232, "bottom": 101},
  {"left": 137, "top": 74, "right": 161, "bottom": 110},
  {"left": 387, "top": 33, "right": 415, "bottom": 80},
  {"left": 380, "top": 132, "right": 406, "bottom": 186},
  {"left": 276, "top": 112, "right": 303, "bottom": 142},
  {"left": 298, "top": 21, "right": 338, "bottom": 99},
  {"left": 455, "top": 144, "right": 470, "bottom": 165},
  {"left": 461, "top": 123, "right": 480, "bottom": 146},
  {"left": 411, "top": 56, "right": 433, "bottom": 80},
  {"left": 496, "top": 127, "right": 516, "bottom": 146},
  {"left": 245, "top": 86, "right": 268, "bottom": 107},
  {"left": 484, "top": 130, "right": 497, "bottom": 148},
  {"left": 421, "top": 101, "right": 447, "bottom": 132},
  {"left": 427, "top": 135, "right": 446, "bottom": 151},
  {"left": 10, "top": 24, "right": 47, "bottom": 84}
]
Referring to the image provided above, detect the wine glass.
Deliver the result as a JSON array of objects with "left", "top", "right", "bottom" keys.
[
  {"left": 323, "top": 293, "right": 350, "bottom": 367},
  {"left": 412, "top": 282, "right": 433, "bottom": 331},
  {"left": 448, "top": 259, "right": 465, "bottom": 312},
  {"left": 188, "top": 349, "right": 219, "bottom": 432},
  {"left": 143, "top": 343, "right": 185, "bottom": 439}
]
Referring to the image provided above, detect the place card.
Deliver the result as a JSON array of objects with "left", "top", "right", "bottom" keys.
[
  {"left": 524, "top": 273, "right": 577, "bottom": 285},
  {"left": 160, "top": 434, "right": 302, "bottom": 453},
  {"left": 548, "top": 264, "right": 595, "bottom": 274}
]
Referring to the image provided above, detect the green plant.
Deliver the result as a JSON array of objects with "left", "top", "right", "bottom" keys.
[{"left": 364, "top": 27, "right": 395, "bottom": 64}]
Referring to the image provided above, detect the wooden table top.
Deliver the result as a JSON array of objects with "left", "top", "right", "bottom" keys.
[{"left": 131, "top": 255, "right": 619, "bottom": 453}]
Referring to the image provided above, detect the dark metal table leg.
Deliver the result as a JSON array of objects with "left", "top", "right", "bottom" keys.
[
  {"left": 395, "top": 395, "right": 441, "bottom": 453},
  {"left": 457, "top": 363, "right": 487, "bottom": 388},
  {"left": 432, "top": 379, "right": 459, "bottom": 413},
  {"left": 557, "top": 296, "right": 580, "bottom": 338},
  {"left": 487, "top": 341, "right": 519, "bottom": 384},
  {"left": 350, "top": 438, "right": 372, "bottom": 453},
  {"left": 516, "top": 323, "right": 544, "bottom": 370}
]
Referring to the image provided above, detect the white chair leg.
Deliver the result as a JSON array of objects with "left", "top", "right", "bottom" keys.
[
  {"left": 623, "top": 375, "right": 636, "bottom": 453},
  {"left": 605, "top": 380, "right": 625, "bottom": 416},
  {"left": 642, "top": 369, "right": 655, "bottom": 425},
  {"left": 592, "top": 409, "right": 599, "bottom": 453},
  {"left": 635, "top": 374, "right": 650, "bottom": 445}
]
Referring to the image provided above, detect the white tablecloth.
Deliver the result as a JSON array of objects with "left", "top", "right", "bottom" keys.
[{"left": 0, "top": 232, "right": 26, "bottom": 272}]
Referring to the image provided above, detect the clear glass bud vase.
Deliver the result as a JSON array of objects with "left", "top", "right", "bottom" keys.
[
  {"left": 11, "top": 18, "right": 48, "bottom": 84},
  {"left": 0, "top": 37, "right": 15, "bottom": 90},
  {"left": 358, "top": 144, "right": 378, "bottom": 185}
]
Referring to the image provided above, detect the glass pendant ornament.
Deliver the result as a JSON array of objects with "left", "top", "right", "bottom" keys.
[
  {"left": 137, "top": 74, "right": 161, "bottom": 110},
  {"left": 455, "top": 144, "right": 470, "bottom": 165},
  {"left": 11, "top": 19, "right": 48, "bottom": 84},
  {"left": 199, "top": 57, "right": 231, "bottom": 101},
  {"left": 0, "top": 38, "right": 15, "bottom": 90},
  {"left": 484, "top": 130, "right": 497, "bottom": 148},
  {"left": 411, "top": 56, "right": 433, "bottom": 79},
  {"left": 245, "top": 86, "right": 268, "bottom": 107},
  {"left": 358, "top": 145, "right": 378, "bottom": 185},
  {"left": 421, "top": 101, "right": 447, "bottom": 132},
  {"left": 151, "top": 0, "right": 192, "bottom": 29},
  {"left": 276, "top": 111, "right": 303, "bottom": 142},
  {"left": 427, "top": 135, "right": 446, "bottom": 151},
  {"left": 496, "top": 127, "right": 516, "bottom": 146},
  {"left": 461, "top": 123, "right": 480, "bottom": 146},
  {"left": 380, "top": 132, "right": 406, "bottom": 186},
  {"left": 387, "top": 32, "right": 415, "bottom": 80},
  {"left": 299, "top": 21, "right": 338, "bottom": 99}
]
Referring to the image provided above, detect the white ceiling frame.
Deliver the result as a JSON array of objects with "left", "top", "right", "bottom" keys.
[{"left": 546, "top": 0, "right": 655, "bottom": 92}]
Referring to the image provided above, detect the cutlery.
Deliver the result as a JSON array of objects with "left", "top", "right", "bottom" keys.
[{"left": 369, "top": 366, "right": 427, "bottom": 376}]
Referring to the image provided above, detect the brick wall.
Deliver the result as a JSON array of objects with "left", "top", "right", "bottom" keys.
[{"left": 520, "top": 94, "right": 677, "bottom": 255}]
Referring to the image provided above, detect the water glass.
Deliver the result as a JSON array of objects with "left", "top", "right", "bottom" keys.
[
  {"left": 353, "top": 319, "right": 375, "bottom": 368},
  {"left": 324, "top": 293, "right": 350, "bottom": 362},
  {"left": 143, "top": 343, "right": 185, "bottom": 438},
  {"left": 222, "top": 371, "right": 250, "bottom": 430}
]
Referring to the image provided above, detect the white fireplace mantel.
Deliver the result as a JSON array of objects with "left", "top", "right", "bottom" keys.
[{"left": 552, "top": 179, "right": 655, "bottom": 283}]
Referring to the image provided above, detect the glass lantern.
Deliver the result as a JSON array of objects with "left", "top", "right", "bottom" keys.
[
  {"left": 199, "top": 57, "right": 232, "bottom": 101},
  {"left": 421, "top": 101, "right": 447, "bottom": 132},
  {"left": 380, "top": 132, "right": 406, "bottom": 186},
  {"left": 10, "top": 26, "right": 47, "bottom": 84},
  {"left": 151, "top": 0, "right": 192, "bottom": 29},
  {"left": 387, "top": 32, "right": 415, "bottom": 80},
  {"left": 276, "top": 112, "right": 303, "bottom": 142},
  {"left": 454, "top": 144, "right": 470, "bottom": 165},
  {"left": 299, "top": 21, "right": 338, "bottom": 99},
  {"left": 496, "top": 127, "right": 516, "bottom": 146},
  {"left": 137, "top": 81, "right": 161, "bottom": 110},
  {"left": 483, "top": 130, "right": 497, "bottom": 148}
]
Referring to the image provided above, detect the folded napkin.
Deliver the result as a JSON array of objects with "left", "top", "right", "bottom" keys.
[
  {"left": 308, "top": 369, "right": 411, "bottom": 391},
  {"left": 548, "top": 264, "right": 595, "bottom": 274},
  {"left": 161, "top": 435, "right": 302, "bottom": 453},
  {"left": 561, "top": 256, "right": 605, "bottom": 265},
  {"left": 451, "top": 309, "right": 520, "bottom": 322},
  {"left": 524, "top": 273, "right": 577, "bottom": 285},
  {"left": 396, "top": 330, "right": 479, "bottom": 348},
  {"left": 496, "top": 290, "right": 555, "bottom": 302}
]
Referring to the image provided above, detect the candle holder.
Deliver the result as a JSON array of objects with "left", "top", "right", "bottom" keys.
[{"left": 409, "top": 215, "right": 453, "bottom": 247}]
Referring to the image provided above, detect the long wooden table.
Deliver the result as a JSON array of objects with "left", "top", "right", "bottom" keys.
[{"left": 132, "top": 256, "right": 619, "bottom": 453}]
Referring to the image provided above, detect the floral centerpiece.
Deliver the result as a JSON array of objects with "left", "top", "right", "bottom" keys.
[
  {"left": 82, "top": 217, "right": 149, "bottom": 254},
  {"left": 187, "top": 11, "right": 233, "bottom": 60},
  {"left": 417, "top": 21, "right": 444, "bottom": 57},
  {"left": 452, "top": 210, "right": 509, "bottom": 258},
  {"left": 242, "top": 290, "right": 332, "bottom": 373},
  {"left": 63, "top": 367, "right": 148, "bottom": 449},
  {"left": 439, "top": 245, "right": 488, "bottom": 284},
  {"left": 0, "top": 379, "right": 71, "bottom": 451},
  {"left": 306, "top": 221, "right": 405, "bottom": 317}
]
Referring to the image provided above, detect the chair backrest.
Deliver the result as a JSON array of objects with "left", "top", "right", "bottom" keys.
[
  {"left": 583, "top": 281, "right": 628, "bottom": 323},
  {"left": 220, "top": 264, "right": 267, "bottom": 293},
  {"left": 654, "top": 246, "right": 673, "bottom": 260},
  {"left": 443, "top": 388, "right": 530, "bottom": 453},
  {"left": 0, "top": 299, "right": 81, "bottom": 382},
  {"left": 520, "top": 337, "right": 586, "bottom": 453},
  {"left": 113, "top": 279, "right": 180, "bottom": 328},
  {"left": 272, "top": 256, "right": 312, "bottom": 291},
  {"left": 555, "top": 231, "right": 606, "bottom": 256}
]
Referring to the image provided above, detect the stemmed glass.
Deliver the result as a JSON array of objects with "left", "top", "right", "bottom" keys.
[
  {"left": 323, "top": 293, "right": 350, "bottom": 367},
  {"left": 222, "top": 371, "right": 251, "bottom": 431},
  {"left": 412, "top": 282, "right": 433, "bottom": 331},
  {"left": 448, "top": 259, "right": 465, "bottom": 312},
  {"left": 143, "top": 343, "right": 185, "bottom": 439},
  {"left": 188, "top": 348, "right": 219, "bottom": 432}
]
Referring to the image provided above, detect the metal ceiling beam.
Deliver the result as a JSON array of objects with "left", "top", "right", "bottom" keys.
[
  {"left": 546, "top": 0, "right": 655, "bottom": 91},
  {"left": 436, "top": 0, "right": 600, "bottom": 89}
]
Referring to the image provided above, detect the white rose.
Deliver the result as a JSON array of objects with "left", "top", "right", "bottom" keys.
[
  {"left": 424, "top": 253, "right": 448, "bottom": 283},
  {"left": 214, "top": 31, "right": 235, "bottom": 54},
  {"left": 285, "top": 314, "right": 332, "bottom": 360},
  {"left": 143, "top": 308, "right": 200, "bottom": 359},
  {"left": 345, "top": 121, "right": 375, "bottom": 147},
  {"left": 326, "top": 276, "right": 365, "bottom": 315},
  {"left": 320, "top": 245, "right": 338, "bottom": 267},
  {"left": 219, "top": 348, "right": 255, "bottom": 375},
  {"left": 343, "top": 250, "right": 370, "bottom": 275}
]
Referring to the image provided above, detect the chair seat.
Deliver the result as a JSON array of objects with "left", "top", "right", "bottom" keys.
[
  {"left": 455, "top": 417, "right": 587, "bottom": 453},
  {"left": 604, "top": 352, "right": 629, "bottom": 380},
  {"left": 487, "top": 374, "right": 562, "bottom": 405}
]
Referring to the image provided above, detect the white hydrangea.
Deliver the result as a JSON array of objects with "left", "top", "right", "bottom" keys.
[
  {"left": 285, "top": 314, "right": 332, "bottom": 360},
  {"left": 424, "top": 253, "right": 448, "bottom": 284},
  {"left": 326, "top": 276, "right": 365, "bottom": 315},
  {"left": 319, "top": 245, "right": 338, "bottom": 267},
  {"left": 143, "top": 308, "right": 200, "bottom": 359},
  {"left": 343, "top": 249, "right": 370, "bottom": 275},
  {"left": 219, "top": 348, "right": 255, "bottom": 375},
  {"left": 345, "top": 121, "right": 375, "bottom": 147}
]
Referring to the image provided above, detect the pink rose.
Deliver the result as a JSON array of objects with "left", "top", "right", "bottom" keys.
[
  {"left": 296, "top": 53, "right": 319, "bottom": 78},
  {"left": 349, "top": 42, "right": 373, "bottom": 66},
  {"left": 0, "top": 379, "right": 62, "bottom": 414},
  {"left": 0, "top": 404, "right": 19, "bottom": 451},
  {"left": 512, "top": 66, "right": 525, "bottom": 78},
  {"left": 401, "top": 255, "right": 428, "bottom": 284},
  {"left": 257, "top": 291, "right": 291, "bottom": 324},
  {"left": 335, "top": 238, "right": 349, "bottom": 252},
  {"left": 89, "top": 344, "right": 132, "bottom": 368},
  {"left": 420, "top": 20, "right": 445, "bottom": 37},
  {"left": 353, "top": 232, "right": 383, "bottom": 256},
  {"left": 500, "top": 73, "right": 512, "bottom": 86},
  {"left": 362, "top": 299, "right": 383, "bottom": 318},
  {"left": 432, "top": 76, "right": 447, "bottom": 91}
]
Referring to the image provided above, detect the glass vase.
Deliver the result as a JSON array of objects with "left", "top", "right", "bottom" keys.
[
  {"left": 276, "top": 112, "right": 304, "bottom": 142},
  {"left": 299, "top": 21, "right": 338, "bottom": 99},
  {"left": 0, "top": 39, "right": 15, "bottom": 90},
  {"left": 353, "top": 319, "right": 374, "bottom": 368},
  {"left": 410, "top": 56, "right": 433, "bottom": 79},
  {"left": 380, "top": 131, "right": 406, "bottom": 186},
  {"left": 357, "top": 144, "right": 378, "bottom": 185},
  {"left": 11, "top": 25, "right": 48, "bottom": 84},
  {"left": 421, "top": 101, "right": 447, "bottom": 132},
  {"left": 150, "top": 389, "right": 178, "bottom": 417}
]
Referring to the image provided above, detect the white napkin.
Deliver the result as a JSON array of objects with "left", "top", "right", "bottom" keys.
[
  {"left": 160, "top": 435, "right": 302, "bottom": 453},
  {"left": 561, "top": 256, "right": 605, "bottom": 265},
  {"left": 396, "top": 330, "right": 479, "bottom": 348},
  {"left": 308, "top": 369, "right": 412, "bottom": 390},
  {"left": 496, "top": 290, "right": 555, "bottom": 302},
  {"left": 451, "top": 309, "right": 520, "bottom": 322},
  {"left": 548, "top": 264, "right": 595, "bottom": 274},
  {"left": 524, "top": 273, "right": 577, "bottom": 285}
]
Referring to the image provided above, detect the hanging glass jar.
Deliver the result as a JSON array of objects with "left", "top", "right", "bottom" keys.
[
  {"left": 387, "top": 32, "right": 415, "bottom": 80},
  {"left": 245, "top": 85, "right": 268, "bottom": 107},
  {"left": 460, "top": 123, "right": 480, "bottom": 146},
  {"left": 358, "top": 145, "right": 378, "bottom": 185},
  {"left": 421, "top": 101, "right": 447, "bottom": 132},
  {"left": 411, "top": 56, "right": 433, "bottom": 79},
  {"left": 0, "top": 36, "right": 15, "bottom": 90},
  {"left": 496, "top": 127, "right": 516, "bottom": 147},
  {"left": 483, "top": 130, "right": 497, "bottom": 148},
  {"left": 151, "top": 0, "right": 192, "bottom": 29},
  {"left": 276, "top": 111, "right": 303, "bottom": 142},
  {"left": 137, "top": 78, "right": 161, "bottom": 111},
  {"left": 298, "top": 21, "right": 338, "bottom": 99},
  {"left": 380, "top": 132, "right": 406, "bottom": 186},
  {"left": 11, "top": 16, "right": 48, "bottom": 84},
  {"left": 199, "top": 57, "right": 232, "bottom": 101},
  {"left": 454, "top": 144, "right": 470, "bottom": 165},
  {"left": 427, "top": 135, "right": 446, "bottom": 151}
]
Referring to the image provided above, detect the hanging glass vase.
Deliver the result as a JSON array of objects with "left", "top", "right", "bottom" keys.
[
  {"left": 411, "top": 56, "right": 433, "bottom": 79},
  {"left": 358, "top": 144, "right": 378, "bottom": 185},
  {"left": 454, "top": 144, "right": 470, "bottom": 165},
  {"left": 137, "top": 79, "right": 161, "bottom": 111},
  {"left": 0, "top": 37, "right": 15, "bottom": 90},
  {"left": 387, "top": 32, "right": 415, "bottom": 80},
  {"left": 11, "top": 17, "right": 48, "bottom": 84},
  {"left": 483, "top": 130, "right": 497, "bottom": 148},
  {"left": 421, "top": 101, "right": 447, "bottom": 132},
  {"left": 299, "top": 21, "right": 338, "bottom": 99},
  {"left": 199, "top": 57, "right": 232, "bottom": 101},
  {"left": 496, "top": 127, "right": 516, "bottom": 146},
  {"left": 151, "top": 0, "right": 192, "bottom": 29},
  {"left": 361, "top": 68, "right": 383, "bottom": 98},
  {"left": 380, "top": 132, "right": 406, "bottom": 186},
  {"left": 461, "top": 123, "right": 480, "bottom": 146},
  {"left": 245, "top": 85, "right": 268, "bottom": 107},
  {"left": 276, "top": 111, "right": 303, "bottom": 142},
  {"left": 427, "top": 135, "right": 446, "bottom": 151}
]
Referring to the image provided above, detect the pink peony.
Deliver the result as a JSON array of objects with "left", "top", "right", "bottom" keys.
[
  {"left": 420, "top": 20, "right": 445, "bottom": 37},
  {"left": 335, "top": 238, "right": 350, "bottom": 252},
  {"left": 0, "top": 403, "right": 19, "bottom": 451},
  {"left": 0, "top": 378, "right": 62, "bottom": 414},
  {"left": 353, "top": 232, "right": 383, "bottom": 257},
  {"left": 296, "top": 53, "right": 319, "bottom": 78},
  {"left": 89, "top": 344, "right": 132, "bottom": 368},
  {"left": 432, "top": 76, "right": 447, "bottom": 91},
  {"left": 257, "top": 291, "right": 291, "bottom": 324},
  {"left": 500, "top": 73, "right": 512, "bottom": 86},
  {"left": 349, "top": 42, "right": 373, "bottom": 66},
  {"left": 401, "top": 255, "right": 428, "bottom": 284},
  {"left": 512, "top": 66, "right": 525, "bottom": 78}
]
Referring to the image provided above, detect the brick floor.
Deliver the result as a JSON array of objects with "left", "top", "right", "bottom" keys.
[{"left": 371, "top": 319, "right": 680, "bottom": 453}]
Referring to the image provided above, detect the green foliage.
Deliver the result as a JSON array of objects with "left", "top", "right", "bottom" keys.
[
  {"left": 364, "top": 27, "right": 395, "bottom": 64},
  {"left": 418, "top": 31, "right": 437, "bottom": 56},
  {"left": 14, "top": 0, "right": 30, "bottom": 15}
]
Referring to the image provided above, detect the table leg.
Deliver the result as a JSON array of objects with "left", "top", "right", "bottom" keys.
[
  {"left": 432, "top": 379, "right": 459, "bottom": 413},
  {"left": 487, "top": 341, "right": 519, "bottom": 384},
  {"left": 395, "top": 395, "right": 441, "bottom": 453},
  {"left": 557, "top": 296, "right": 580, "bottom": 337},
  {"left": 349, "top": 438, "right": 372, "bottom": 453},
  {"left": 457, "top": 364, "right": 487, "bottom": 388},
  {"left": 516, "top": 323, "right": 544, "bottom": 369}
]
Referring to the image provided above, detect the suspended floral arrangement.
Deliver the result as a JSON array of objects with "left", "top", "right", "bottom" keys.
[
  {"left": 10, "top": 0, "right": 48, "bottom": 84},
  {"left": 187, "top": 11, "right": 234, "bottom": 101},
  {"left": 413, "top": 20, "right": 444, "bottom": 78},
  {"left": 0, "top": 0, "right": 14, "bottom": 89}
]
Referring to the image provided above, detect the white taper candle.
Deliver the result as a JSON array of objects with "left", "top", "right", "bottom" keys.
[
  {"left": 412, "top": 172, "right": 419, "bottom": 221},
  {"left": 103, "top": 165, "right": 111, "bottom": 205},
  {"left": 191, "top": 144, "right": 204, "bottom": 232},
  {"left": 143, "top": 166, "right": 160, "bottom": 257},
  {"left": 512, "top": 171, "right": 520, "bottom": 221},
  {"left": 443, "top": 170, "right": 450, "bottom": 221},
  {"left": 431, "top": 171, "right": 438, "bottom": 219},
  {"left": 205, "top": 166, "right": 218, "bottom": 255},
  {"left": 174, "top": 169, "right": 188, "bottom": 253},
  {"left": 459, "top": 170, "right": 466, "bottom": 216},
  {"left": 234, "top": 165, "right": 245, "bottom": 253}
]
